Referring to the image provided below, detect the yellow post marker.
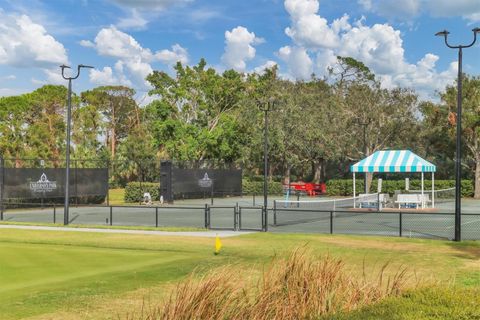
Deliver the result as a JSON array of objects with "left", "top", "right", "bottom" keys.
[{"left": 214, "top": 234, "right": 222, "bottom": 255}]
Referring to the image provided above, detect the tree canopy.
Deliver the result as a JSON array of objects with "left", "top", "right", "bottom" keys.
[{"left": 0, "top": 57, "right": 479, "bottom": 197}]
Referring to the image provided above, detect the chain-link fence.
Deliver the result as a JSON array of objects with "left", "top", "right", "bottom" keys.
[
  {"left": 1, "top": 158, "right": 479, "bottom": 241},
  {"left": 1, "top": 201, "right": 480, "bottom": 240}
]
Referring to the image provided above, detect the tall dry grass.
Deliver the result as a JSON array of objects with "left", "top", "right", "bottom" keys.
[{"left": 127, "top": 248, "right": 409, "bottom": 320}]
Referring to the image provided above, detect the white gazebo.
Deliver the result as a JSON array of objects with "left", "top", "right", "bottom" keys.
[{"left": 350, "top": 150, "right": 437, "bottom": 209}]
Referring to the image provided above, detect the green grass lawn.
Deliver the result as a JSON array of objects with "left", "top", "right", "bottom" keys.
[
  {"left": 108, "top": 188, "right": 125, "bottom": 205},
  {"left": 0, "top": 229, "right": 478, "bottom": 319}
]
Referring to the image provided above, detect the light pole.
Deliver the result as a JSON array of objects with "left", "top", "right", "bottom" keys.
[
  {"left": 357, "top": 118, "right": 370, "bottom": 193},
  {"left": 259, "top": 98, "right": 275, "bottom": 231},
  {"left": 60, "top": 64, "right": 93, "bottom": 225},
  {"left": 435, "top": 28, "right": 479, "bottom": 241}
]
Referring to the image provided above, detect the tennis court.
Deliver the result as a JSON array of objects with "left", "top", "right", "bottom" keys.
[{"left": 1, "top": 196, "right": 479, "bottom": 240}]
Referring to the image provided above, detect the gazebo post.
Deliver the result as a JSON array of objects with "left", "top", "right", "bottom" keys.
[
  {"left": 432, "top": 172, "right": 435, "bottom": 208},
  {"left": 353, "top": 172, "right": 356, "bottom": 208},
  {"left": 421, "top": 172, "right": 425, "bottom": 209}
]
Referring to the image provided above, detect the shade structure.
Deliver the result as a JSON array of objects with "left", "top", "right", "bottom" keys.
[{"left": 350, "top": 150, "right": 436, "bottom": 173}]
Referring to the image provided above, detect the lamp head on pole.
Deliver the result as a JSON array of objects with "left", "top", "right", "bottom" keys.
[
  {"left": 473, "top": 27, "right": 480, "bottom": 34},
  {"left": 59, "top": 65, "right": 72, "bottom": 80},
  {"left": 435, "top": 30, "right": 450, "bottom": 37},
  {"left": 78, "top": 64, "right": 94, "bottom": 69}
]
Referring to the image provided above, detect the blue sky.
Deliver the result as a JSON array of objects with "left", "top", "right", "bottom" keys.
[{"left": 0, "top": 0, "right": 479, "bottom": 101}]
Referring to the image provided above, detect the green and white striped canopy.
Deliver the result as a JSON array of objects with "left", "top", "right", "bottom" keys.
[{"left": 350, "top": 150, "right": 436, "bottom": 173}]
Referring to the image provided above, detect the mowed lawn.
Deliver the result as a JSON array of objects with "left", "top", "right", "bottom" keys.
[{"left": 0, "top": 229, "right": 479, "bottom": 320}]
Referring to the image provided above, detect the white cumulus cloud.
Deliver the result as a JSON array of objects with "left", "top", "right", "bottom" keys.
[
  {"left": 284, "top": 0, "right": 350, "bottom": 49},
  {"left": 82, "top": 26, "right": 189, "bottom": 89},
  {"left": 89, "top": 66, "right": 132, "bottom": 86},
  {"left": 253, "top": 60, "right": 278, "bottom": 74},
  {"left": 155, "top": 44, "right": 189, "bottom": 65},
  {"left": 221, "top": 26, "right": 263, "bottom": 72},
  {"left": 0, "top": 12, "right": 68, "bottom": 68},
  {"left": 278, "top": 46, "right": 313, "bottom": 79},
  {"left": 281, "top": 0, "right": 458, "bottom": 99}
]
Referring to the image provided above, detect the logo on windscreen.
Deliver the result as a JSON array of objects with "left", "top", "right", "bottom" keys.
[
  {"left": 198, "top": 173, "right": 213, "bottom": 188},
  {"left": 30, "top": 173, "right": 57, "bottom": 193}
]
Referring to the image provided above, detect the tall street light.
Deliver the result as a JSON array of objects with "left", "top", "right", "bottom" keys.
[
  {"left": 258, "top": 98, "right": 275, "bottom": 231},
  {"left": 435, "top": 28, "right": 479, "bottom": 241},
  {"left": 60, "top": 64, "right": 93, "bottom": 225}
]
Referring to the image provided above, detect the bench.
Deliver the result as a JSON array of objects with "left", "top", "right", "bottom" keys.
[
  {"left": 358, "top": 194, "right": 390, "bottom": 210},
  {"left": 395, "top": 194, "right": 430, "bottom": 209}
]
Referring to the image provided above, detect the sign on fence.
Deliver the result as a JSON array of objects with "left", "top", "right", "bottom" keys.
[
  {"left": 160, "top": 161, "right": 242, "bottom": 202},
  {"left": 1, "top": 168, "right": 108, "bottom": 200}
]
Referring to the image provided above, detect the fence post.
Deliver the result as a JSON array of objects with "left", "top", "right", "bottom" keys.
[
  {"left": 155, "top": 207, "right": 158, "bottom": 228},
  {"left": 330, "top": 211, "right": 333, "bottom": 234},
  {"left": 399, "top": 212, "right": 403, "bottom": 237},
  {"left": 109, "top": 206, "right": 113, "bottom": 226},
  {"left": 235, "top": 202, "right": 239, "bottom": 231},
  {"left": 264, "top": 206, "right": 268, "bottom": 232},
  {"left": 261, "top": 206, "right": 265, "bottom": 231},
  {"left": 0, "top": 157, "right": 4, "bottom": 221},
  {"left": 53, "top": 205, "right": 56, "bottom": 224},
  {"left": 296, "top": 193, "right": 300, "bottom": 208},
  {"left": 211, "top": 183, "right": 214, "bottom": 205},
  {"left": 106, "top": 160, "right": 110, "bottom": 206},
  {"left": 239, "top": 207, "right": 242, "bottom": 230},
  {"left": 208, "top": 205, "right": 211, "bottom": 228},
  {"left": 74, "top": 160, "right": 78, "bottom": 207},
  {"left": 204, "top": 204, "right": 209, "bottom": 229},
  {"left": 253, "top": 193, "right": 255, "bottom": 206},
  {"left": 273, "top": 200, "right": 277, "bottom": 226}
]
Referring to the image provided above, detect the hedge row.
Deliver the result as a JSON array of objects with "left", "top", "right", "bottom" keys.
[
  {"left": 241, "top": 179, "right": 284, "bottom": 195},
  {"left": 124, "top": 182, "right": 160, "bottom": 202},
  {"left": 124, "top": 178, "right": 474, "bottom": 202},
  {"left": 326, "top": 179, "right": 474, "bottom": 197},
  {"left": 124, "top": 180, "right": 285, "bottom": 202}
]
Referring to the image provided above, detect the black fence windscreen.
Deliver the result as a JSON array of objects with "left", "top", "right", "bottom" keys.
[
  {"left": 161, "top": 161, "right": 242, "bottom": 201},
  {"left": 1, "top": 168, "right": 108, "bottom": 204}
]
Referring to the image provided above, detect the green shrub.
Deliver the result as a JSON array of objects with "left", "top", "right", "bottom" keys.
[
  {"left": 242, "top": 179, "right": 283, "bottom": 195},
  {"left": 124, "top": 182, "right": 160, "bottom": 202},
  {"left": 326, "top": 179, "right": 474, "bottom": 197}
]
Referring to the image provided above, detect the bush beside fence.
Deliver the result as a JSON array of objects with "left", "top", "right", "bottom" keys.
[
  {"left": 124, "top": 182, "right": 160, "bottom": 202},
  {"left": 326, "top": 179, "right": 474, "bottom": 197},
  {"left": 242, "top": 179, "right": 284, "bottom": 195}
]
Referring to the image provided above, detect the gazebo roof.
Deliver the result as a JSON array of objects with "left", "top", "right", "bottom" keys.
[{"left": 350, "top": 150, "right": 436, "bottom": 173}]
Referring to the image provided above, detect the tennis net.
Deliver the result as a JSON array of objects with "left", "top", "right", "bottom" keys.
[
  {"left": 275, "top": 193, "right": 380, "bottom": 211},
  {"left": 405, "top": 187, "right": 455, "bottom": 206}
]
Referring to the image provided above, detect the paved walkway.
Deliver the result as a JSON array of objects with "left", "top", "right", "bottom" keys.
[{"left": 0, "top": 225, "right": 255, "bottom": 238}]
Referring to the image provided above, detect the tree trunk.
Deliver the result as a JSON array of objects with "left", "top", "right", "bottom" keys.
[
  {"left": 111, "top": 127, "right": 116, "bottom": 160},
  {"left": 312, "top": 158, "right": 325, "bottom": 184},
  {"left": 110, "top": 99, "right": 116, "bottom": 161},
  {"left": 475, "top": 154, "right": 480, "bottom": 199},
  {"left": 312, "top": 160, "right": 322, "bottom": 183},
  {"left": 268, "top": 163, "right": 274, "bottom": 182},
  {"left": 283, "top": 165, "right": 291, "bottom": 185},
  {"left": 15, "top": 151, "right": 21, "bottom": 168},
  {"left": 322, "top": 161, "right": 327, "bottom": 182}
]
